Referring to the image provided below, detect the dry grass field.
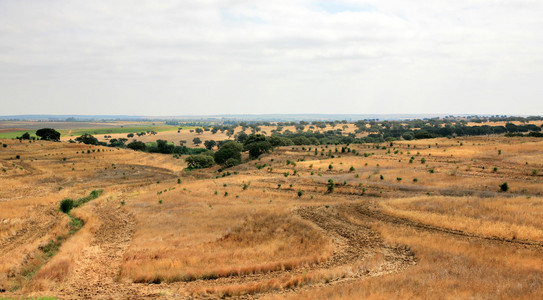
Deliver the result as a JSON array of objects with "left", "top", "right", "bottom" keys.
[{"left": 1, "top": 134, "right": 542, "bottom": 299}]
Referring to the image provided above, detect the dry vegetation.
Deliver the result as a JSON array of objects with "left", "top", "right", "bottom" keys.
[{"left": 1, "top": 131, "right": 542, "bottom": 299}]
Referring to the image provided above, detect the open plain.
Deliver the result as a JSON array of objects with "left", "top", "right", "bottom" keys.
[{"left": 1, "top": 133, "right": 542, "bottom": 299}]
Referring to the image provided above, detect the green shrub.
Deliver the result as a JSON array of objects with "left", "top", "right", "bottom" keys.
[
  {"left": 60, "top": 189, "right": 103, "bottom": 213},
  {"left": 88, "top": 189, "right": 103, "bottom": 199},
  {"left": 186, "top": 154, "right": 214, "bottom": 169},
  {"left": 224, "top": 158, "right": 241, "bottom": 168},
  {"left": 60, "top": 199, "right": 74, "bottom": 213},
  {"left": 327, "top": 179, "right": 335, "bottom": 193},
  {"left": 500, "top": 182, "right": 509, "bottom": 192}
]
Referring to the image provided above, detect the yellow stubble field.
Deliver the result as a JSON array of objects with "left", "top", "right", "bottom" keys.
[{"left": 0, "top": 135, "right": 542, "bottom": 299}]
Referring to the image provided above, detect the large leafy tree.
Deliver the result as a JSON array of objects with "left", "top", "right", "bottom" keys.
[
  {"left": 157, "top": 139, "right": 174, "bottom": 154},
  {"left": 185, "top": 154, "right": 214, "bottom": 169},
  {"left": 235, "top": 131, "right": 248, "bottom": 143},
  {"left": 109, "top": 138, "right": 127, "bottom": 147},
  {"left": 36, "top": 128, "right": 61, "bottom": 141},
  {"left": 243, "top": 134, "right": 272, "bottom": 158},
  {"left": 127, "top": 140, "right": 146, "bottom": 151},
  {"left": 75, "top": 133, "right": 99, "bottom": 145},
  {"left": 204, "top": 140, "right": 217, "bottom": 150},
  {"left": 268, "top": 136, "right": 293, "bottom": 147},
  {"left": 214, "top": 141, "right": 242, "bottom": 165}
]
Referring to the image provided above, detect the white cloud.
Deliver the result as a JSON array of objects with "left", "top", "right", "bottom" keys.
[{"left": 0, "top": 0, "right": 542, "bottom": 115}]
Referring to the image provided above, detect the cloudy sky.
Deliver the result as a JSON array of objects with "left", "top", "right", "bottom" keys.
[{"left": 1, "top": 0, "right": 542, "bottom": 116}]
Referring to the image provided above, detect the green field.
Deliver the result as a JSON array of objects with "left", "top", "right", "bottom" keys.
[
  {"left": 0, "top": 130, "right": 38, "bottom": 139},
  {"left": 64, "top": 126, "right": 179, "bottom": 136},
  {"left": 0, "top": 126, "right": 202, "bottom": 139}
]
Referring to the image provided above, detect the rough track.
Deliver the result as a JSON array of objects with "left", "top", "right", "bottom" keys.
[
  {"left": 352, "top": 203, "right": 543, "bottom": 251},
  {"left": 168, "top": 204, "right": 417, "bottom": 299},
  {"left": 295, "top": 205, "right": 415, "bottom": 271},
  {"left": 55, "top": 200, "right": 162, "bottom": 299}
]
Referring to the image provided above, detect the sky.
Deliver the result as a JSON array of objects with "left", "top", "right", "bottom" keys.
[{"left": 0, "top": 0, "right": 542, "bottom": 116}]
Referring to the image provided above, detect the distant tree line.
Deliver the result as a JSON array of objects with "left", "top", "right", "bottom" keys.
[{"left": 17, "top": 117, "right": 542, "bottom": 171}]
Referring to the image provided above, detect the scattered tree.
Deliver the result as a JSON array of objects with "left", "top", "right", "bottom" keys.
[
  {"left": 36, "top": 128, "right": 61, "bottom": 141},
  {"left": 18, "top": 132, "right": 31, "bottom": 140},
  {"left": 157, "top": 139, "right": 174, "bottom": 154},
  {"left": 204, "top": 140, "right": 217, "bottom": 150},
  {"left": 327, "top": 179, "right": 335, "bottom": 193},
  {"left": 185, "top": 154, "right": 214, "bottom": 169},
  {"left": 127, "top": 140, "right": 146, "bottom": 151},
  {"left": 75, "top": 133, "right": 99, "bottom": 145},
  {"left": 214, "top": 141, "right": 243, "bottom": 166},
  {"left": 243, "top": 134, "right": 272, "bottom": 158}
]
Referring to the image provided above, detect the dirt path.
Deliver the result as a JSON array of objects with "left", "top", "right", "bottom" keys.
[
  {"left": 55, "top": 200, "right": 162, "bottom": 299},
  {"left": 295, "top": 205, "right": 415, "bottom": 271}
]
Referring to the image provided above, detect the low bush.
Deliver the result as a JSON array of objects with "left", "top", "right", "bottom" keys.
[
  {"left": 59, "top": 189, "right": 103, "bottom": 213},
  {"left": 60, "top": 199, "right": 74, "bottom": 213}
]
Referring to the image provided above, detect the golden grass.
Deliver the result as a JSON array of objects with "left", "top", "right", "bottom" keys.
[
  {"left": 1, "top": 133, "right": 543, "bottom": 298},
  {"left": 192, "top": 253, "right": 389, "bottom": 298},
  {"left": 119, "top": 183, "right": 334, "bottom": 283},
  {"left": 280, "top": 224, "right": 543, "bottom": 300},
  {"left": 0, "top": 139, "right": 184, "bottom": 292},
  {"left": 381, "top": 195, "right": 543, "bottom": 241}
]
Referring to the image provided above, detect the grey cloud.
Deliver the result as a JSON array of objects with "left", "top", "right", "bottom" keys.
[{"left": 0, "top": 0, "right": 541, "bottom": 115}]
